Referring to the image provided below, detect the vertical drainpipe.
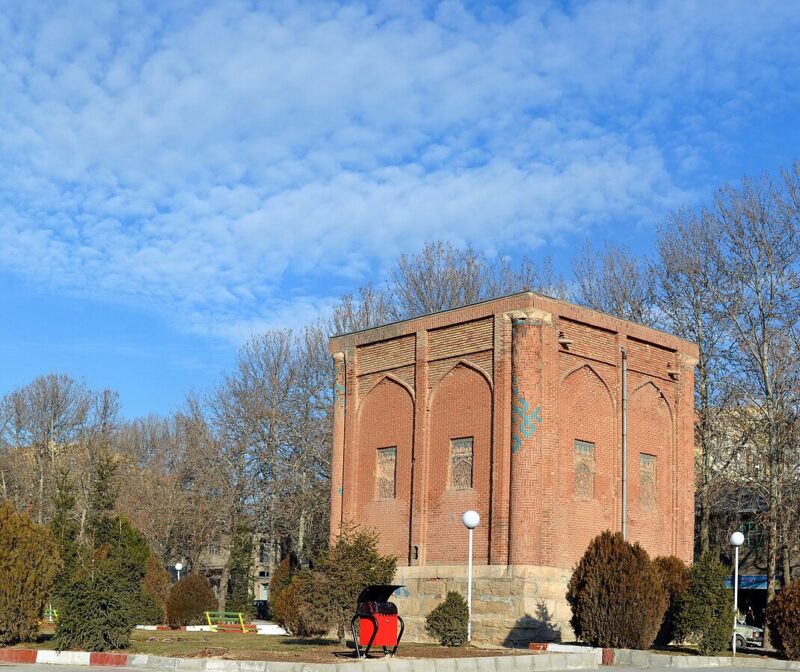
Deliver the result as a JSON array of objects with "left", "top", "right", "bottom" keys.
[{"left": 621, "top": 346, "right": 628, "bottom": 540}]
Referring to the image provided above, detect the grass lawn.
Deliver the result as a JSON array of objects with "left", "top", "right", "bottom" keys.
[{"left": 18, "top": 629, "right": 529, "bottom": 663}]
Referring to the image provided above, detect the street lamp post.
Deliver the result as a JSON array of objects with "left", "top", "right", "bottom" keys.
[
  {"left": 730, "top": 531, "right": 744, "bottom": 656},
  {"left": 462, "top": 510, "right": 480, "bottom": 643},
  {"left": 175, "top": 562, "right": 184, "bottom": 582}
]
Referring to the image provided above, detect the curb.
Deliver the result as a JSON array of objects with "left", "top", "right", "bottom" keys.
[
  {"left": 0, "top": 649, "right": 598, "bottom": 672},
  {"left": 527, "top": 643, "right": 800, "bottom": 671}
]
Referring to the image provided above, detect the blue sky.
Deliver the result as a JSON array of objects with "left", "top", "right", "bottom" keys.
[{"left": 1, "top": 0, "right": 799, "bottom": 418}]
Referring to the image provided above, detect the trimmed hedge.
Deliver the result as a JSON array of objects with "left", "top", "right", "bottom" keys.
[{"left": 567, "top": 530, "right": 667, "bottom": 649}]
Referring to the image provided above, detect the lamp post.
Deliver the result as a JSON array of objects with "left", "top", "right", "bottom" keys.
[
  {"left": 730, "top": 531, "right": 744, "bottom": 656},
  {"left": 175, "top": 562, "right": 183, "bottom": 582},
  {"left": 462, "top": 510, "right": 480, "bottom": 643}
]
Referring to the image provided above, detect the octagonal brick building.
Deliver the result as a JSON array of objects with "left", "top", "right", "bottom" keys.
[{"left": 328, "top": 292, "right": 698, "bottom": 644}]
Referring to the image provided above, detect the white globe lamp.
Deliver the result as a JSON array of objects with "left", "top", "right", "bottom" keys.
[
  {"left": 730, "top": 531, "right": 744, "bottom": 655},
  {"left": 462, "top": 510, "right": 480, "bottom": 642}
]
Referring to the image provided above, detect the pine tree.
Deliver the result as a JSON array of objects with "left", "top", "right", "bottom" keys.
[{"left": 50, "top": 471, "right": 80, "bottom": 600}]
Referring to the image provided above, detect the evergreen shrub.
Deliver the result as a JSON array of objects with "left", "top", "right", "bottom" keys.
[
  {"left": 306, "top": 526, "right": 396, "bottom": 644},
  {"left": 425, "top": 591, "right": 469, "bottom": 646},
  {"left": 54, "top": 566, "right": 135, "bottom": 651},
  {"left": 676, "top": 552, "right": 733, "bottom": 655},
  {"left": 566, "top": 530, "right": 667, "bottom": 649},
  {"left": 767, "top": 579, "right": 800, "bottom": 660},
  {"left": 268, "top": 556, "right": 294, "bottom": 616},
  {"left": 226, "top": 525, "right": 255, "bottom": 619},
  {"left": 653, "top": 555, "right": 689, "bottom": 645},
  {"left": 142, "top": 556, "right": 171, "bottom": 624},
  {"left": 273, "top": 571, "right": 328, "bottom": 638},
  {"left": 0, "top": 502, "right": 60, "bottom": 645},
  {"left": 166, "top": 572, "right": 217, "bottom": 626}
]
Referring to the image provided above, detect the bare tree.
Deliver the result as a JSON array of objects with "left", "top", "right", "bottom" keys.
[
  {"left": 703, "top": 171, "right": 800, "bottom": 643},
  {"left": 652, "top": 210, "right": 729, "bottom": 554},
  {"left": 571, "top": 241, "right": 656, "bottom": 326}
]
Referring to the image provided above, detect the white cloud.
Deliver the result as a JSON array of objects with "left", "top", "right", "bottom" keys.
[{"left": 0, "top": 0, "right": 798, "bottom": 341}]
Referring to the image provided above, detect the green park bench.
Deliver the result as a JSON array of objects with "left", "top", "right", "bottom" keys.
[{"left": 204, "top": 611, "right": 256, "bottom": 633}]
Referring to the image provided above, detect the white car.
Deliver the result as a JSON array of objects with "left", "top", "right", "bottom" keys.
[{"left": 734, "top": 622, "right": 764, "bottom": 649}]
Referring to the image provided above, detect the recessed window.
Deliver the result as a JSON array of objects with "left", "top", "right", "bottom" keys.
[
  {"left": 640, "top": 453, "right": 657, "bottom": 510},
  {"left": 450, "top": 437, "right": 474, "bottom": 489},
  {"left": 574, "top": 440, "right": 595, "bottom": 500},
  {"left": 377, "top": 446, "right": 397, "bottom": 500}
]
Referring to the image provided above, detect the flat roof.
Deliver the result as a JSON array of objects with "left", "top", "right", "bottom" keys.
[{"left": 330, "top": 291, "right": 699, "bottom": 358}]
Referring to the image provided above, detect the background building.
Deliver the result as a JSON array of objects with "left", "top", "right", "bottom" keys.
[{"left": 329, "top": 292, "right": 698, "bottom": 643}]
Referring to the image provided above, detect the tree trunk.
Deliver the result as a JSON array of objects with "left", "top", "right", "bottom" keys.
[{"left": 218, "top": 560, "right": 230, "bottom": 611}]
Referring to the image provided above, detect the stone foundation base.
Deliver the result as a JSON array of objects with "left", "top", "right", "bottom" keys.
[{"left": 392, "top": 565, "right": 574, "bottom": 646}]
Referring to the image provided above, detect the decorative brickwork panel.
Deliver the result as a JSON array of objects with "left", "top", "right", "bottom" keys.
[
  {"left": 377, "top": 447, "right": 397, "bottom": 500},
  {"left": 574, "top": 440, "right": 595, "bottom": 500},
  {"left": 625, "top": 336, "right": 676, "bottom": 380},
  {"left": 450, "top": 437, "right": 474, "bottom": 489},
  {"left": 358, "top": 336, "right": 415, "bottom": 375},
  {"left": 556, "top": 317, "right": 618, "bottom": 365},
  {"left": 428, "top": 318, "right": 493, "bottom": 361},
  {"left": 639, "top": 453, "right": 657, "bottom": 511}
]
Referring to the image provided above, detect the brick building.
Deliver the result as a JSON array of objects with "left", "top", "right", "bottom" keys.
[{"left": 328, "top": 293, "right": 698, "bottom": 643}]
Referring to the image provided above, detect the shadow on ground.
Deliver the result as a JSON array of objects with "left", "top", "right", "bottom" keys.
[{"left": 502, "top": 601, "right": 562, "bottom": 648}]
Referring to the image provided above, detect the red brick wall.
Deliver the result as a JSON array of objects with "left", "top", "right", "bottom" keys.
[
  {"left": 355, "top": 377, "right": 414, "bottom": 562},
  {"left": 330, "top": 293, "right": 698, "bottom": 569},
  {"left": 556, "top": 362, "right": 617, "bottom": 567},
  {"left": 627, "top": 378, "right": 675, "bottom": 558},
  {"left": 425, "top": 363, "right": 492, "bottom": 564}
]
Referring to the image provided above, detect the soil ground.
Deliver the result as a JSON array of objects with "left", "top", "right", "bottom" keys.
[{"left": 17, "top": 630, "right": 531, "bottom": 663}]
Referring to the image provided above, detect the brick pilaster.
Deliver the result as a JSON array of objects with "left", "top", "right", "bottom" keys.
[
  {"left": 508, "top": 309, "right": 548, "bottom": 565},
  {"left": 410, "top": 329, "right": 429, "bottom": 564},
  {"left": 329, "top": 351, "right": 346, "bottom": 543}
]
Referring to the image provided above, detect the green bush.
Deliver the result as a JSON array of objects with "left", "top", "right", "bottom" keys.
[
  {"left": 653, "top": 556, "right": 689, "bottom": 645},
  {"left": 0, "top": 502, "right": 60, "bottom": 645},
  {"left": 767, "top": 579, "right": 800, "bottom": 660},
  {"left": 273, "top": 571, "right": 328, "bottom": 638},
  {"left": 425, "top": 591, "right": 469, "bottom": 646},
  {"left": 566, "top": 530, "right": 667, "bottom": 649},
  {"left": 676, "top": 552, "right": 733, "bottom": 655},
  {"left": 305, "top": 526, "right": 397, "bottom": 644},
  {"left": 54, "top": 566, "right": 135, "bottom": 651},
  {"left": 166, "top": 572, "right": 217, "bottom": 626}
]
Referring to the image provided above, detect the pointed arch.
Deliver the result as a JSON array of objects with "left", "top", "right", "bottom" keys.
[
  {"left": 427, "top": 359, "right": 492, "bottom": 411},
  {"left": 562, "top": 363, "right": 615, "bottom": 408},
  {"left": 357, "top": 373, "right": 415, "bottom": 417},
  {"left": 631, "top": 380, "right": 674, "bottom": 421}
]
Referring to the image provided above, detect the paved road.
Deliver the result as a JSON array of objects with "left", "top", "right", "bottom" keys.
[
  {"left": 0, "top": 667, "right": 785, "bottom": 672},
  {"left": 0, "top": 667, "right": 126, "bottom": 672}
]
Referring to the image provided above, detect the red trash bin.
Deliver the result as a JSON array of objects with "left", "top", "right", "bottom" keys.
[{"left": 351, "top": 585, "right": 405, "bottom": 658}]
